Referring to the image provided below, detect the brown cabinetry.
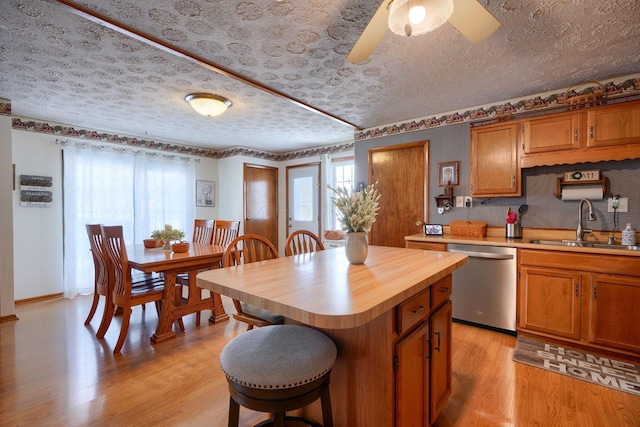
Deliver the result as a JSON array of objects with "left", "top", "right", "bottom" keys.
[
  {"left": 521, "top": 111, "right": 582, "bottom": 154},
  {"left": 588, "top": 274, "right": 640, "bottom": 353},
  {"left": 518, "top": 249, "right": 640, "bottom": 356},
  {"left": 586, "top": 101, "right": 640, "bottom": 148},
  {"left": 470, "top": 122, "right": 521, "bottom": 197},
  {"left": 519, "top": 99, "right": 640, "bottom": 167},
  {"left": 395, "top": 276, "right": 453, "bottom": 426},
  {"left": 405, "top": 240, "right": 447, "bottom": 252}
]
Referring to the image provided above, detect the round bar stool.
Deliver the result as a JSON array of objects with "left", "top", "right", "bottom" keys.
[{"left": 220, "top": 325, "right": 337, "bottom": 427}]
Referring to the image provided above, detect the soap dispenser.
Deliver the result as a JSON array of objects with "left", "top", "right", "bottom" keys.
[{"left": 622, "top": 223, "right": 636, "bottom": 246}]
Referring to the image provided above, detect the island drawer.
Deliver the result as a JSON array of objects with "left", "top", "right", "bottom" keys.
[
  {"left": 431, "top": 275, "right": 452, "bottom": 309},
  {"left": 396, "top": 287, "right": 431, "bottom": 335}
]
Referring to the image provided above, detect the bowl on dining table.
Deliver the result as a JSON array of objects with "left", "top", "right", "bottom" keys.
[
  {"left": 143, "top": 239, "right": 163, "bottom": 248},
  {"left": 171, "top": 242, "right": 190, "bottom": 253}
]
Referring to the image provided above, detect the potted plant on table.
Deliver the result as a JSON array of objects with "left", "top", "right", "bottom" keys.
[
  {"left": 150, "top": 228, "right": 185, "bottom": 250},
  {"left": 327, "top": 182, "right": 381, "bottom": 264}
]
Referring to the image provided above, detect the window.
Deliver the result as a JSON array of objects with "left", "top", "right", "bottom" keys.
[
  {"left": 62, "top": 143, "right": 195, "bottom": 297},
  {"left": 329, "top": 156, "right": 354, "bottom": 230}
]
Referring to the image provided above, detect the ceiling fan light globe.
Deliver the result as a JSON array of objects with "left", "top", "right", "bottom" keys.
[
  {"left": 388, "top": 0, "right": 454, "bottom": 37},
  {"left": 409, "top": 6, "right": 426, "bottom": 24}
]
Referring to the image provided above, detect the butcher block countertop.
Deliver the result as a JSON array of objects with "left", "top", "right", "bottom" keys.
[
  {"left": 405, "top": 226, "right": 640, "bottom": 257},
  {"left": 197, "top": 245, "right": 467, "bottom": 329}
]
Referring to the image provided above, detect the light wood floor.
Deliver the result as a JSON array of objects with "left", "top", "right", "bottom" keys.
[{"left": 1, "top": 296, "right": 638, "bottom": 427}]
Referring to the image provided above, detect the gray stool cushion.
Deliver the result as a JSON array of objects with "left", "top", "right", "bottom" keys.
[{"left": 220, "top": 325, "right": 337, "bottom": 390}]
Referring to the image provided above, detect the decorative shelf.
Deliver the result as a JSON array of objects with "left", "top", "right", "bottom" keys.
[{"left": 554, "top": 174, "right": 609, "bottom": 199}]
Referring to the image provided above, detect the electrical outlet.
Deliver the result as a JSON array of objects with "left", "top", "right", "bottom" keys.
[
  {"left": 608, "top": 197, "right": 628, "bottom": 212},
  {"left": 464, "top": 196, "right": 473, "bottom": 207},
  {"left": 455, "top": 196, "right": 464, "bottom": 208}
]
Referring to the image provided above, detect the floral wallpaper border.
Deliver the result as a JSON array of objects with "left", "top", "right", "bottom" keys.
[
  {"left": 10, "top": 114, "right": 353, "bottom": 161},
  {"left": 355, "top": 78, "right": 640, "bottom": 141}
]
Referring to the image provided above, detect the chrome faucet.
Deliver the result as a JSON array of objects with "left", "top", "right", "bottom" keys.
[{"left": 576, "top": 198, "right": 597, "bottom": 241}]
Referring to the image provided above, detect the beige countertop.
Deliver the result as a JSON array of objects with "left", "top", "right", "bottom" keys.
[{"left": 405, "top": 227, "right": 640, "bottom": 257}]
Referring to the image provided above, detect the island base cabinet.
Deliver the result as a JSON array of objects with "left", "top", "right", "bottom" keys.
[
  {"left": 430, "top": 300, "right": 452, "bottom": 426},
  {"left": 588, "top": 274, "right": 640, "bottom": 354},
  {"left": 395, "top": 300, "right": 452, "bottom": 427},
  {"left": 396, "top": 322, "right": 429, "bottom": 427}
]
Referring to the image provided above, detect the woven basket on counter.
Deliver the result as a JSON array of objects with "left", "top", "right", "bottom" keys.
[
  {"left": 450, "top": 220, "right": 487, "bottom": 237},
  {"left": 563, "top": 80, "right": 605, "bottom": 110}
]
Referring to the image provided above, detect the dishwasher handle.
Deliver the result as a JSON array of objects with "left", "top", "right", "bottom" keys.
[{"left": 448, "top": 248, "right": 514, "bottom": 260}]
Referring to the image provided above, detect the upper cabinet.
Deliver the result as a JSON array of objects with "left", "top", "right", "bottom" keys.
[
  {"left": 470, "top": 122, "right": 521, "bottom": 197},
  {"left": 521, "top": 111, "right": 582, "bottom": 155},
  {"left": 519, "top": 100, "right": 640, "bottom": 168},
  {"left": 586, "top": 101, "right": 640, "bottom": 147}
]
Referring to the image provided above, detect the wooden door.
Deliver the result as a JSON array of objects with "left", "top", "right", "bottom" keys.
[
  {"left": 243, "top": 163, "right": 278, "bottom": 249},
  {"left": 369, "top": 141, "right": 428, "bottom": 248}
]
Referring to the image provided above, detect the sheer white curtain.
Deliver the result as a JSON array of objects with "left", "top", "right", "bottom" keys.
[{"left": 63, "top": 143, "right": 195, "bottom": 298}]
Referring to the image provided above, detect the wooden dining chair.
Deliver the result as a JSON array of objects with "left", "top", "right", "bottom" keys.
[
  {"left": 177, "top": 219, "right": 240, "bottom": 326},
  {"left": 85, "top": 224, "right": 165, "bottom": 337},
  {"left": 101, "top": 225, "right": 166, "bottom": 353},
  {"left": 192, "top": 219, "right": 216, "bottom": 244},
  {"left": 223, "top": 234, "right": 284, "bottom": 330},
  {"left": 284, "top": 230, "right": 325, "bottom": 256}
]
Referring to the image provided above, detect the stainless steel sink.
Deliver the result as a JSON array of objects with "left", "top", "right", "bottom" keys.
[{"left": 529, "top": 239, "right": 640, "bottom": 251}]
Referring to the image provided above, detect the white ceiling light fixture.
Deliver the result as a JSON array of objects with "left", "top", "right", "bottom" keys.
[
  {"left": 388, "top": 0, "right": 454, "bottom": 37},
  {"left": 185, "top": 93, "right": 232, "bottom": 117}
]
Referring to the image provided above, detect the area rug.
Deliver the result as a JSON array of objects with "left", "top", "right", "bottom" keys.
[{"left": 513, "top": 336, "right": 640, "bottom": 397}]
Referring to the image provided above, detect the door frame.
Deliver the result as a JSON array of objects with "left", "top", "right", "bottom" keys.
[{"left": 285, "top": 162, "right": 321, "bottom": 238}]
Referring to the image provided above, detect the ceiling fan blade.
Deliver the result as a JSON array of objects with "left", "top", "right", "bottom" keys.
[
  {"left": 449, "top": 0, "right": 501, "bottom": 43},
  {"left": 346, "top": 1, "right": 390, "bottom": 64}
]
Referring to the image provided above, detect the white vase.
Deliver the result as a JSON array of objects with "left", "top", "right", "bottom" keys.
[{"left": 345, "top": 232, "right": 368, "bottom": 264}]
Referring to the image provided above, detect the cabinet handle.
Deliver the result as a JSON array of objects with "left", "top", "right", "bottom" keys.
[
  {"left": 440, "top": 287, "right": 450, "bottom": 293},
  {"left": 590, "top": 125, "right": 594, "bottom": 139},
  {"left": 574, "top": 129, "right": 578, "bottom": 141},
  {"left": 512, "top": 175, "right": 516, "bottom": 188},
  {"left": 575, "top": 283, "right": 579, "bottom": 297},
  {"left": 434, "top": 331, "right": 441, "bottom": 352},
  {"left": 412, "top": 305, "right": 425, "bottom": 314},
  {"left": 593, "top": 285, "right": 597, "bottom": 300}
]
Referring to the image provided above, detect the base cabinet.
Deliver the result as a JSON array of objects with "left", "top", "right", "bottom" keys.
[
  {"left": 518, "top": 249, "right": 640, "bottom": 356},
  {"left": 395, "top": 278, "right": 452, "bottom": 426},
  {"left": 588, "top": 274, "right": 640, "bottom": 353}
]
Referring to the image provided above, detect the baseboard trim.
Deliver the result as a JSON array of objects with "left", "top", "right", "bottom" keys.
[
  {"left": 0, "top": 314, "right": 19, "bottom": 323},
  {"left": 15, "top": 292, "right": 64, "bottom": 305}
]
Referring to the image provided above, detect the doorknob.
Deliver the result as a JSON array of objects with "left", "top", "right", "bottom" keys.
[
  {"left": 246, "top": 217, "right": 252, "bottom": 221},
  {"left": 415, "top": 221, "right": 423, "bottom": 227}
]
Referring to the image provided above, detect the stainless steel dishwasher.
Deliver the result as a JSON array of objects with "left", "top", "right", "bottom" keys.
[{"left": 447, "top": 243, "right": 517, "bottom": 334}]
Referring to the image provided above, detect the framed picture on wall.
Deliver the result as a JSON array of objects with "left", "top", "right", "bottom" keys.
[
  {"left": 196, "top": 180, "right": 215, "bottom": 207},
  {"left": 437, "top": 161, "right": 459, "bottom": 187}
]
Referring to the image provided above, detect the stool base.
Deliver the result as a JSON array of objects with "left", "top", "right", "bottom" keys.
[{"left": 254, "top": 416, "right": 320, "bottom": 427}]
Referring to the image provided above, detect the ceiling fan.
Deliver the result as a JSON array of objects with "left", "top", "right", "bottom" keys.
[{"left": 347, "top": 0, "right": 501, "bottom": 63}]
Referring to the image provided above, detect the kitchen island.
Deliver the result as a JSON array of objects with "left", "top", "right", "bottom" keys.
[{"left": 197, "top": 245, "right": 467, "bottom": 426}]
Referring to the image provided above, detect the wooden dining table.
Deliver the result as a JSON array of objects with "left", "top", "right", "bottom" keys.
[{"left": 127, "top": 242, "right": 229, "bottom": 344}]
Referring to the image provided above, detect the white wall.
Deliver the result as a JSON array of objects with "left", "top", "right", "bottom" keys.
[
  {"left": 12, "top": 131, "right": 64, "bottom": 300},
  {"left": 0, "top": 106, "right": 15, "bottom": 317}
]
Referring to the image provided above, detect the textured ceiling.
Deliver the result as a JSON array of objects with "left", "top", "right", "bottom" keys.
[{"left": 1, "top": 0, "right": 639, "bottom": 153}]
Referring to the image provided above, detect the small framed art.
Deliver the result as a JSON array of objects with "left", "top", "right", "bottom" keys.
[
  {"left": 196, "top": 180, "right": 215, "bottom": 207},
  {"left": 424, "top": 224, "right": 443, "bottom": 235},
  {"left": 437, "top": 161, "right": 459, "bottom": 187}
]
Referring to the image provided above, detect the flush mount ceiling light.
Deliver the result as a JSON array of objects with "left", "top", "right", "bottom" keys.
[
  {"left": 388, "top": 0, "right": 454, "bottom": 37},
  {"left": 184, "top": 93, "right": 232, "bottom": 117}
]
